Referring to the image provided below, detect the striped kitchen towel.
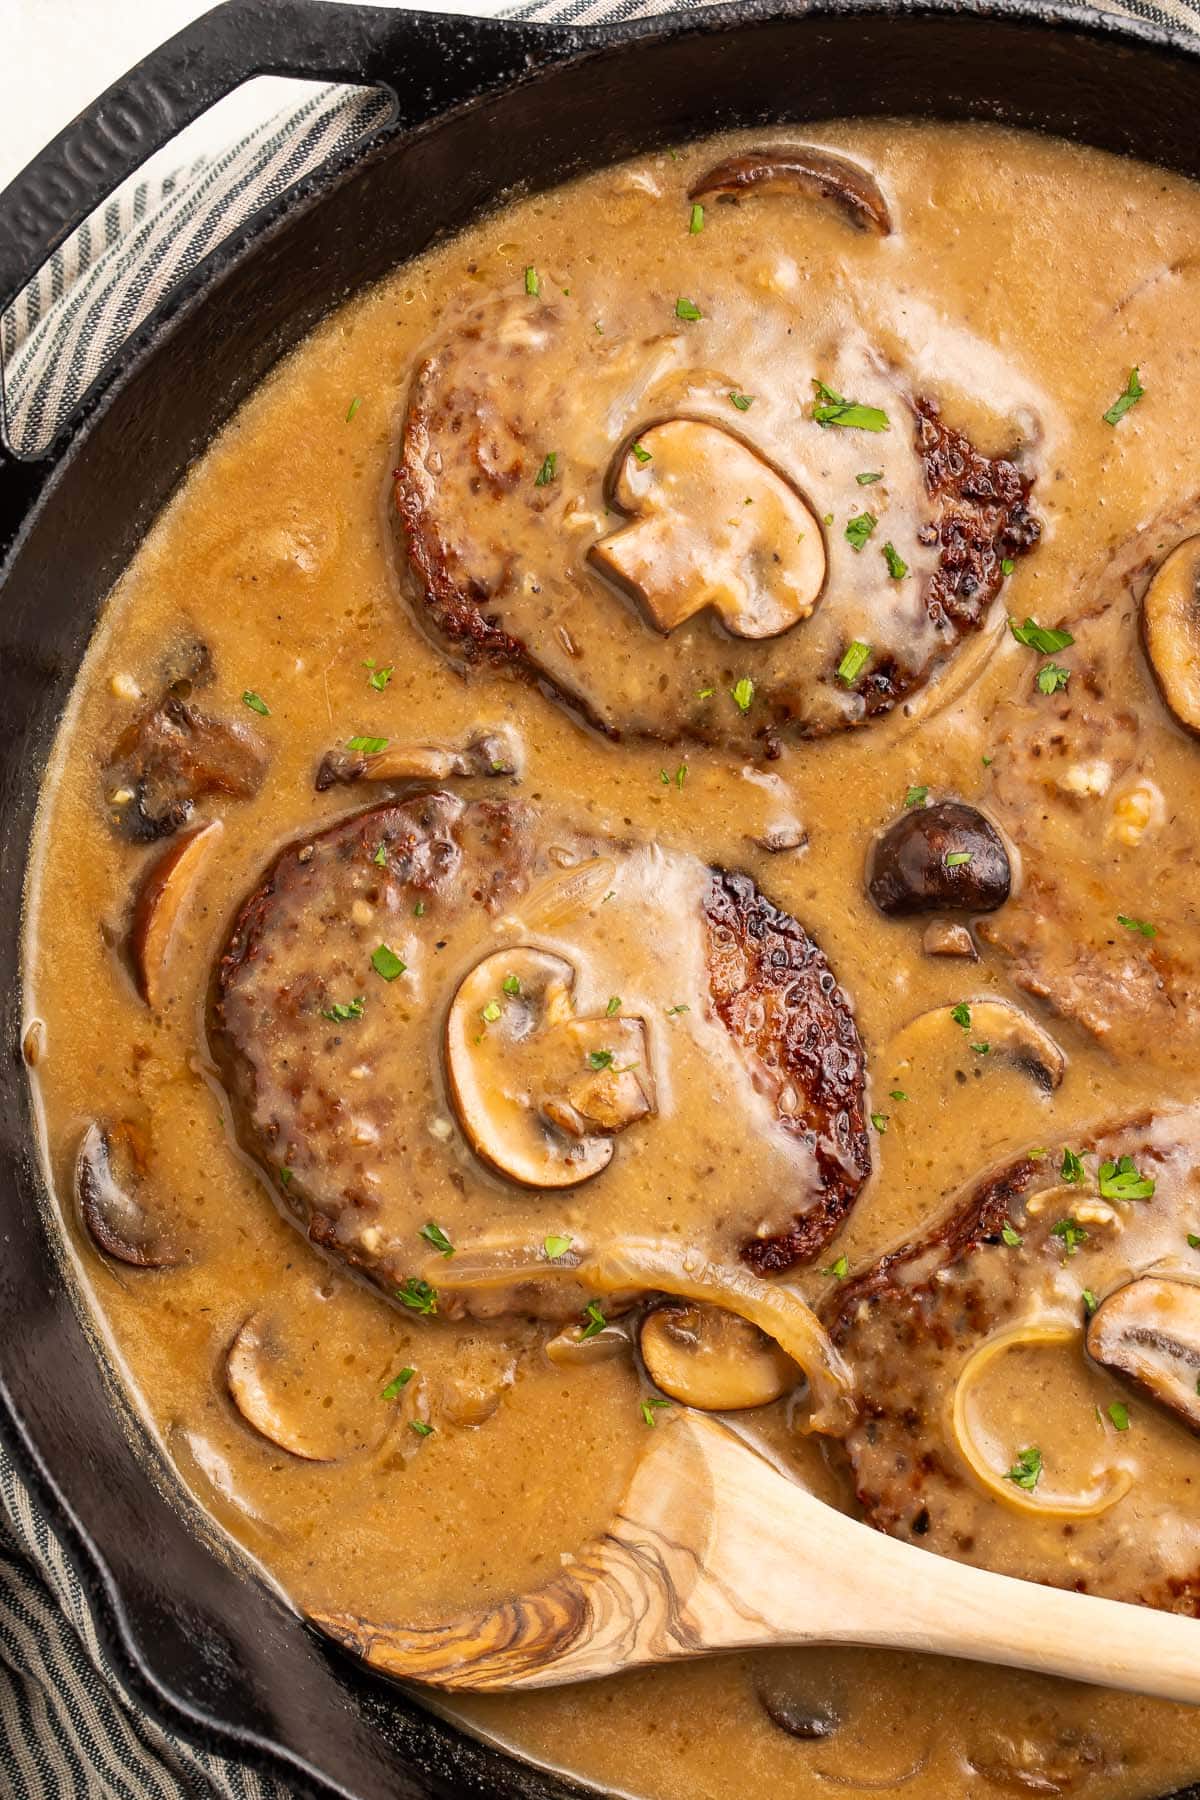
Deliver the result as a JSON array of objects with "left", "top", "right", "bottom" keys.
[{"left": 2, "top": 0, "right": 1199, "bottom": 1794}]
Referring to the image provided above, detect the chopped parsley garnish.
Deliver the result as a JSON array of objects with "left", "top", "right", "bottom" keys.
[
  {"left": 697, "top": 684, "right": 716, "bottom": 699},
  {"left": 534, "top": 451, "right": 558, "bottom": 487},
  {"left": 371, "top": 944, "right": 406, "bottom": 982},
  {"left": 889, "top": 1089, "right": 908, "bottom": 1102},
  {"left": 1010, "top": 617, "right": 1075, "bottom": 655},
  {"left": 845, "top": 512, "right": 877, "bottom": 552},
  {"left": 729, "top": 392, "right": 754, "bottom": 411},
  {"left": 345, "top": 396, "right": 362, "bottom": 422},
  {"left": 502, "top": 973, "right": 522, "bottom": 996},
  {"left": 242, "top": 690, "right": 270, "bottom": 716},
  {"left": 381, "top": 1367, "right": 415, "bottom": 1400},
  {"left": 856, "top": 470, "right": 883, "bottom": 486},
  {"left": 419, "top": 1221, "right": 454, "bottom": 1258},
  {"left": 675, "top": 296, "right": 703, "bottom": 321},
  {"left": 1189, "top": 1232, "right": 1200, "bottom": 1250},
  {"left": 580, "top": 1300, "right": 607, "bottom": 1340},
  {"left": 1051, "top": 1217, "right": 1088, "bottom": 1257},
  {"left": 414, "top": 900, "right": 425, "bottom": 917},
  {"left": 346, "top": 735, "right": 388, "bottom": 754},
  {"left": 945, "top": 850, "right": 973, "bottom": 869},
  {"left": 1117, "top": 914, "right": 1157, "bottom": 938},
  {"left": 1060, "top": 1147, "right": 1085, "bottom": 1184},
  {"left": 480, "top": 1000, "right": 502, "bottom": 1024},
  {"left": 689, "top": 202, "right": 704, "bottom": 234},
  {"left": 971, "top": 1041, "right": 991, "bottom": 1056},
  {"left": 1001, "top": 1222, "right": 1023, "bottom": 1248},
  {"left": 824, "top": 1255, "right": 849, "bottom": 1279},
  {"left": 1036, "top": 662, "right": 1071, "bottom": 695},
  {"left": 587, "top": 1049, "right": 615, "bottom": 1071},
  {"left": 279, "top": 1166, "right": 294, "bottom": 1188},
  {"left": 1103, "top": 366, "right": 1145, "bottom": 426},
  {"left": 1107, "top": 1401, "right": 1131, "bottom": 1432},
  {"left": 606, "top": 995, "right": 621, "bottom": 1016},
  {"left": 396, "top": 1276, "right": 438, "bottom": 1315},
  {"left": 544, "top": 1234, "right": 573, "bottom": 1260},
  {"left": 951, "top": 1002, "right": 972, "bottom": 1030},
  {"left": 641, "top": 1398, "right": 673, "bottom": 1426},
  {"left": 1097, "top": 1154, "right": 1156, "bottom": 1202},
  {"left": 631, "top": 441, "right": 653, "bottom": 464},
  {"left": 1005, "top": 1445, "right": 1043, "bottom": 1491},
  {"left": 731, "top": 675, "right": 755, "bottom": 713},
  {"left": 665, "top": 1003, "right": 690, "bottom": 1016},
  {"left": 1001, "top": 557, "right": 1015, "bottom": 576},
  {"left": 882, "top": 542, "right": 908, "bottom": 580},
  {"left": 1082, "top": 1288, "right": 1099, "bottom": 1316},
  {"left": 321, "top": 996, "right": 365, "bottom": 1023},
  {"left": 372, "top": 842, "right": 388, "bottom": 866},
  {"left": 811, "top": 379, "right": 890, "bottom": 432},
  {"left": 905, "top": 785, "right": 929, "bottom": 808},
  {"left": 409, "top": 1419, "right": 435, "bottom": 1438},
  {"left": 870, "top": 1112, "right": 889, "bottom": 1133},
  {"left": 364, "top": 659, "right": 394, "bottom": 692},
  {"left": 524, "top": 265, "right": 540, "bottom": 296},
  {"left": 837, "top": 639, "right": 872, "bottom": 686}
]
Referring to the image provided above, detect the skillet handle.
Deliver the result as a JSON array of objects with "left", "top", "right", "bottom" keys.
[{"left": 0, "top": 0, "right": 573, "bottom": 461}]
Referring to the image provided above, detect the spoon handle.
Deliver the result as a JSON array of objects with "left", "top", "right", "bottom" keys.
[{"left": 313, "top": 1413, "right": 1200, "bottom": 1701}]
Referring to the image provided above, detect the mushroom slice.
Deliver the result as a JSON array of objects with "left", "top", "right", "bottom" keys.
[
  {"left": 687, "top": 146, "right": 893, "bottom": 236},
  {"left": 589, "top": 419, "right": 826, "bottom": 640},
  {"left": 1141, "top": 535, "right": 1200, "bottom": 736},
  {"left": 1086, "top": 1276, "right": 1200, "bottom": 1432},
  {"left": 867, "top": 801, "right": 1011, "bottom": 917},
  {"left": 887, "top": 997, "right": 1066, "bottom": 1093},
  {"left": 226, "top": 1313, "right": 391, "bottom": 1461},
  {"left": 640, "top": 1299, "right": 799, "bottom": 1411},
  {"left": 315, "top": 728, "right": 520, "bottom": 792},
  {"left": 127, "top": 819, "right": 222, "bottom": 1008},
  {"left": 75, "top": 1121, "right": 181, "bottom": 1268},
  {"left": 445, "top": 947, "right": 655, "bottom": 1188}
]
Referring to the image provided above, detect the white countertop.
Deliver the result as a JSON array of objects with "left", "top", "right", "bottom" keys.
[{"left": 0, "top": 0, "right": 506, "bottom": 195}]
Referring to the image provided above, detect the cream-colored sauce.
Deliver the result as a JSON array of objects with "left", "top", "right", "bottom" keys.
[{"left": 21, "top": 120, "right": 1200, "bottom": 1798}]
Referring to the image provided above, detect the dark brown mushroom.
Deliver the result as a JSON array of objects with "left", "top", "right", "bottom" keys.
[
  {"left": 867, "top": 800, "right": 1011, "bottom": 917},
  {"left": 589, "top": 420, "right": 826, "bottom": 640},
  {"left": 105, "top": 692, "right": 267, "bottom": 840},
  {"left": 688, "top": 145, "right": 892, "bottom": 236},
  {"left": 639, "top": 1300, "right": 798, "bottom": 1410},
  {"left": 315, "top": 729, "right": 521, "bottom": 792},
  {"left": 755, "top": 1668, "right": 841, "bottom": 1741},
  {"left": 1141, "top": 536, "right": 1200, "bottom": 737},
  {"left": 1086, "top": 1276, "right": 1200, "bottom": 1432},
  {"left": 127, "top": 819, "right": 221, "bottom": 1008},
  {"left": 75, "top": 1121, "right": 181, "bottom": 1268}
]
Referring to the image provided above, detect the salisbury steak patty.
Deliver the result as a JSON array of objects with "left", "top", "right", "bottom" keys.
[
  {"left": 395, "top": 288, "right": 1039, "bottom": 751},
  {"left": 209, "top": 793, "right": 869, "bottom": 1319},
  {"left": 829, "top": 1111, "right": 1200, "bottom": 1612}
]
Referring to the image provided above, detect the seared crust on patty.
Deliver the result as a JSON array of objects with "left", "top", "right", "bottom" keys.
[
  {"left": 209, "top": 793, "right": 870, "bottom": 1318},
  {"left": 828, "top": 1114, "right": 1200, "bottom": 1612},
  {"left": 393, "top": 291, "right": 1040, "bottom": 750}
]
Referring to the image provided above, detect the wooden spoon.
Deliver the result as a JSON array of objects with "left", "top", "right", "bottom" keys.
[{"left": 311, "top": 1412, "right": 1200, "bottom": 1701}]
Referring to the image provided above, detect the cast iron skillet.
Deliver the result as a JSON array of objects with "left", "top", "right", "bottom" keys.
[{"left": 3, "top": 1, "right": 1200, "bottom": 1794}]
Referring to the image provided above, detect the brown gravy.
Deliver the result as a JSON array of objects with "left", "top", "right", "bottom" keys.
[{"left": 21, "top": 120, "right": 1200, "bottom": 1798}]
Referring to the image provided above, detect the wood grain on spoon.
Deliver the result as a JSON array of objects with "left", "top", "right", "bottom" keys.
[{"left": 311, "top": 1412, "right": 1200, "bottom": 1702}]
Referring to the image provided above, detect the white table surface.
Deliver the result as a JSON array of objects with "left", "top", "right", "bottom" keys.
[{"left": 0, "top": 0, "right": 506, "bottom": 196}]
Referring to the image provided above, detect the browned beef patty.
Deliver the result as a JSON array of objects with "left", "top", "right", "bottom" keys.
[
  {"left": 977, "top": 499, "right": 1200, "bottom": 1071},
  {"left": 209, "top": 792, "right": 869, "bottom": 1318},
  {"left": 394, "top": 290, "right": 1039, "bottom": 750},
  {"left": 828, "top": 1112, "right": 1200, "bottom": 1612}
]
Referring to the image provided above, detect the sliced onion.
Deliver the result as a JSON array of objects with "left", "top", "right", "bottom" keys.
[
  {"left": 950, "top": 1323, "right": 1133, "bottom": 1517},
  {"left": 434, "top": 1237, "right": 855, "bottom": 1435}
]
